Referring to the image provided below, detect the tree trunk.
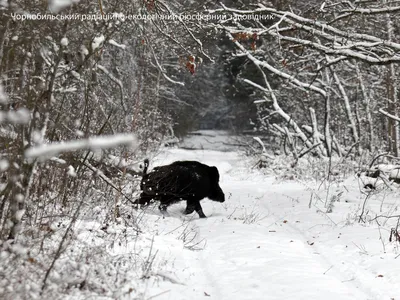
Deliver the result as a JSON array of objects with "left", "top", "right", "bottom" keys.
[
  {"left": 331, "top": 68, "right": 360, "bottom": 154},
  {"left": 323, "top": 68, "right": 332, "bottom": 157},
  {"left": 386, "top": 10, "right": 399, "bottom": 156},
  {"left": 355, "top": 61, "right": 374, "bottom": 151},
  {"left": 309, "top": 107, "right": 325, "bottom": 156}
]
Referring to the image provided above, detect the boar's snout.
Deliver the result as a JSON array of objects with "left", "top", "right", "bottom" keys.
[{"left": 210, "top": 186, "right": 225, "bottom": 203}]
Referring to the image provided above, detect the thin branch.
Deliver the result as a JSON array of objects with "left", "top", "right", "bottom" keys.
[{"left": 379, "top": 108, "right": 400, "bottom": 122}]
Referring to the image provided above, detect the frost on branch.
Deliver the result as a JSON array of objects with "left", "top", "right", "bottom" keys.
[
  {"left": 0, "top": 83, "right": 8, "bottom": 103},
  {"left": 25, "top": 134, "right": 137, "bottom": 159},
  {"left": 60, "top": 37, "right": 68, "bottom": 47},
  {"left": 0, "top": 108, "right": 31, "bottom": 124},
  {"left": 108, "top": 39, "right": 127, "bottom": 50},
  {"left": 48, "top": 0, "right": 78, "bottom": 13},
  {"left": 92, "top": 35, "right": 105, "bottom": 51}
]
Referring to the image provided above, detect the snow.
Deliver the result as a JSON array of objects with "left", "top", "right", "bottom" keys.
[
  {"left": 369, "top": 163, "right": 400, "bottom": 179},
  {"left": 50, "top": 157, "right": 66, "bottom": 164},
  {"left": 14, "top": 209, "right": 25, "bottom": 221},
  {"left": 0, "top": 159, "right": 9, "bottom": 171},
  {"left": 0, "top": 84, "right": 7, "bottom": 103},
  {"left": 4, "top": 131, "right": 400, "bottom": 299},
  {"left": 57, "top": 87, "right": 78, "bottom": 93},
  {"left": 108, "top": 39, "right": 127, "bottom": 49},
  {"left": 48, "top": 0, "right": 77, "bottom": 13},
  {"left": 178, "top": 130, "right": 245, "bottom": 152},
  {"left": 67, "top": 165, "right": 77, "bottom": 177},
  {"left": 0, "top": 108, "right": 31, "bottom": 124},
  {"left": 92, "top": 35, "right": 105, "bottom": 51},
  {"left": 113, "top": 131, "right": 400, "bottom": 299},
  {"left": 70, "top": 71, "right": 81, "bottom": 81},
  {"left": 14, "top": 194, "right": 24, "bottom": 202},
  {"left": 60, "top": 37, "right": 68, "bottom": 46},
  {"left": 25, "top": 133, "right": 137, "bottom": 159},
  {"left": 80, "top": 45, "right": 89, "bottom": 58}
]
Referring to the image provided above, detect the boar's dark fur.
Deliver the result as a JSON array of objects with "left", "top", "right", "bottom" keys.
[{"left": 136, "top": 159, "right": 225, "bottom": 218}]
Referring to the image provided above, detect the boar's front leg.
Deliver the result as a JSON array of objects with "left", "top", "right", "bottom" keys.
[
  {"left": 194, "top": 201, "right": 206, "bottom": 218},
  {"left": 185, "top": 200, "right": 206, "bottom": 218},
  {"left": 185, "top": 202, "right": 196, "bottom": 215},
  {"left": 158, "top": 195, "right": 175, "bottom": 217}
]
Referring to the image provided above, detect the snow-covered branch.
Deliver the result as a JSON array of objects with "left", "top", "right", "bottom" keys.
[
  {"left": 227, "top": 33, "right": 327, "bottom": 97},
  {"left": 25, "top": 134, "right": 137, "bottom": 159},
  {"left": 342, "top": 6, "right": 400, "bottom": 14},
  {"left": 379, "top": 108, "right": 400, "bottom": 122},
  {"left": 213, "top": 3, "right": 400, "bottom": 64},
  {"left": 0, "top": 108, "right": 31, "bottom": 124},
  {"left": 243, "top": 77, "right": 316, "bottom": 154},
  {"left": 97, "top": 64, "right": 126, "bottom": 112}
]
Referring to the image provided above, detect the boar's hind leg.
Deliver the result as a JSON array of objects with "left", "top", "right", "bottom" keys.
[
  {"left": 158, "top": 195, "right": 174, "bottom": 217},
  {"left": 158, "top": 203, "right": 168, "bottom": 212},
  {"left": 158, "top": 203, "right": 168, "bottom": 219},
  {"left": 185, "top": 202, "right": 195, "bottom": 215},
  {"left": 158, "top": 202, "right": 171, "bottom": 218},
  {"left": 194, "top": 201, "right": 206, "bottom": 218}
]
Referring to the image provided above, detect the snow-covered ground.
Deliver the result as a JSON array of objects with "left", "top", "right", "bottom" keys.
[
  {"left": 113, "top": 132, "right": 400, "bottom": 300},
  {"left": 5, "top": 131, "right": 400, "bottom": 300}
]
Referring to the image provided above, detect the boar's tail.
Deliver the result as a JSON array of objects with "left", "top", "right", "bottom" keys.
[{"left": 143, "top": 159, "right": 149, "bottom": 175}]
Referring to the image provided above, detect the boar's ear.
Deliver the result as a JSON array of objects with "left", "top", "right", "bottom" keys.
[
  {"left": 209, "top": 166, "right": 220, "bottom": 181},
  {"left": 142, "top": 159, "right": 150, "bottom": 175}
]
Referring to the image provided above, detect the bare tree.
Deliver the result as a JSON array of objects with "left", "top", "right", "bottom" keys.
[{"left": 207, "top": 0, "right": 400, "bottom": 157}]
